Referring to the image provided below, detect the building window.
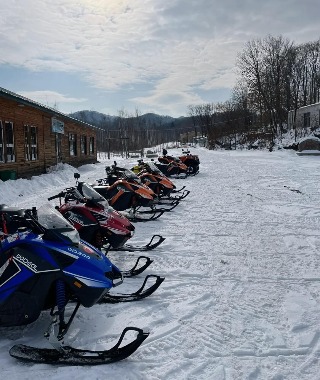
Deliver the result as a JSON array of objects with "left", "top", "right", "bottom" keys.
[
  {"left": 3, "top": 121, "right": 16, "bottom": 162},
  {"left": 24, "top": 125, "right": 38, "bottom": 161},
  {"left": 69, "top": 133, "right": 77, "bottom": 156},
  {"left": 0, "top": 121, "right": 15, "bottom": 163},
  {"left": 303, "top": 112, "right": 310, "bottom": 128},
  {"left": 0, "top": 121, "right": 3, "bottom": 162},
  {"left": 89, "top": 136, "right": 94, "bottom": 154},
  {"left": 80, "top": 135, "right": 87, "bottom": 155}
]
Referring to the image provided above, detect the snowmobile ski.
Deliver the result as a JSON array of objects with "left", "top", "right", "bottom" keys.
[
  {"left": 121, "top": 208, "right": 166, "bottom": 222},
  {"left": 9, "top": 327, "right": 149, "bottom": 365},
  {"left": 157, "top": 190, "right": 190, "bottom": 203},
  {"left": 155, "top": 202, "right": 180, "bottom": 212},
  {"left": 174, "top": 189, "right": 190, "bottom": 200},
  {"left": 120, "top": 255, "right": 154, "bottom": 277},
  {"left": 172, "top": 185, "right": 186, "bottom": 193},
  {"left": 108, "top": 234, "right": 166, "bottom": 252},
  {"left": 155, "top": 198, "right": 180, "bottom": 206},
  {"left": 99, "top": 274, "right": 165, "bottom": 303}
]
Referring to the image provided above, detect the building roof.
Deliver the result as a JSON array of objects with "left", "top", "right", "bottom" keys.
[{"left": 0, "top": 86, "right": 96, "bottom": 129}]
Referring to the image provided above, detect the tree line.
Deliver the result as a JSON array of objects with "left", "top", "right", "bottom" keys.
[
  {"left": 79, "top": 35, "right": 320, "bottom": 154},
  {"left": 188, "top": 35, "right": 320, "bottom": 150},
  {"left": 86, "top": 108, "right": 193, "bottom": 157}
]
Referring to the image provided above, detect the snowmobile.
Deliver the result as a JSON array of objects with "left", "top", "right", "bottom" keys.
[
  {"left": 0, "top": 204, "right": 150, "bottom": 365},
  {"left": 156, "top": 155, "right": 188, "bottom": 178},
  {"left": 132, "top": 160, "right": 175, "bottom": 196},
  {"left": 48, "top": 179, "right": 166, "bottom": 254},
  {"left": 94, "top": 164, "right": 179, "bottom": 221},
  {"left": 179, "top": 149, "right": 200, "bottom": 175},
  {"left": 132, "top": 160, "right": 190, "bottom": 201}
]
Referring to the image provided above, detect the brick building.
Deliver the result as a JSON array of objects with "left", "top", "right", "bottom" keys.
[{"left": 0, "top": 87, "right": 97, "bottom": 179}]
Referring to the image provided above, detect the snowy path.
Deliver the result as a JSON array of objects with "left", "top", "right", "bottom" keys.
[{"left": 1, "top": 148, "right": 320, "bottom": 379}]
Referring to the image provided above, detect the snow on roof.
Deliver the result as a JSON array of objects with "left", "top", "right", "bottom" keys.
[
  {"left": 298, "top": 135, "right": 320, "bottom": 144},
  {"left": 0, "top": 86, "right": 96, "bottom": 129}
]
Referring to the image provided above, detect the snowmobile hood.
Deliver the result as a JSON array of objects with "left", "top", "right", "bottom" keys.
[
  {"left": 135, "top": 187, "right": 156, "bottom": 200},
  {"left": 159, "top": 177, "right": 175, "bottom": 189},
  {"left": 105, "top": 208, "right": 135, "bottom": 233},
  {"left": 0, "top": 227, "right": 122, "bottom": 307},
  {"left": 61, "top": 240, "right": 123, "bottom": 301}
]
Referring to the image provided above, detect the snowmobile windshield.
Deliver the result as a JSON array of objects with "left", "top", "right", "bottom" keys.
[
  {"left": 124, "top": 169, "right": 141, "bottom": 183},
  {"left": 37, "top": 203, "right": 80, "bottom": 244},
  {"left": 80, "top": 183, "right": 109, "bottom": 208},
  {"left": 147, "top": 162, "right": 162, "bottom": 173}
]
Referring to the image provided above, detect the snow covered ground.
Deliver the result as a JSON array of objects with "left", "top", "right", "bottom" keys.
[{"left": 1, "top": 147, "right": 320, "bottom": 379}]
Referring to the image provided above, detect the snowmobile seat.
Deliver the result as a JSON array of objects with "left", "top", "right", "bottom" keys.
[{"left": 0, "top": 205, "right": 25, "bottom": 217}]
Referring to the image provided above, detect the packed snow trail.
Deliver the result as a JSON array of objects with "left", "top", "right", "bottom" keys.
[{"left": 1, "top": 148, "right": 320, "bottom": 379}]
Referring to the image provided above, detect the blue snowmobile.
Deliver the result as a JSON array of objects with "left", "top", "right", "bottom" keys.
[{"left": 0, "top": 204, "right": 151, "bottom": 365}]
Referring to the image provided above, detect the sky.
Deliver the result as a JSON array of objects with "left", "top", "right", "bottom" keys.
[
  {"left": 0, "top": 0, "right": 319, "bottom": 118},
  {"left": 1, "top": 145, "right": 320, "bottom": 379}
]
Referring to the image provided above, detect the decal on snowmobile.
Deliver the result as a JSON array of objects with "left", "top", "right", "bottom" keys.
[
  {"left": 14, "top": 253, "right": 38, "bottom": 271},
  {"left": 8, "top": 244, "right": 60, "bottom": 273},
  {"left": 5, "top": 233, "right": 19, "bottom": 243},
  {"left": 67, "top": 212, "right": 86, "bottom": 227},
  {"left": 0, "top": 258, "right": 10, "bottom": 276},
  {"left": 0, "top": 259, "right": 21, "bottom": 287},
  {"left": 67, "top": 246, "right": 91, "bottom": 260}
]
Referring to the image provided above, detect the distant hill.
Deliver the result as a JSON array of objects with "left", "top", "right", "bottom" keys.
[
  {"left": 69, "top": 110, "right": 117, "bottom": 127},
  {"left": 69, "top": 110, "right": 184, "bottom": 129},
  {"left": 137, "top": 113, "right": 175, "bottom": 125}
]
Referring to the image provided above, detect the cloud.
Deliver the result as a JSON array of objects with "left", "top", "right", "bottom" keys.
[
  {"left": 0, "top": 0, "right": 319, "bottom": 116},
  {"left": 18, "top": 90, "right": 87, "bottom": 107}
]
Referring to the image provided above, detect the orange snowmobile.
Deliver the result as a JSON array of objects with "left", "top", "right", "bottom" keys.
[
  {"left": 93, "top": 162, "right": 179, "bottom": 221},
  {"left": 132, "top": 160, "right": 190, "bottom": 201},
  {"left": 179, "top": 149, "right": 200, "bottom": 175}
]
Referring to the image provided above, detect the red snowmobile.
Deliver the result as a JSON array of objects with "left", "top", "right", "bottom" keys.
[{"left": 48, "top": 178, "right": 165, "bottom": 255}]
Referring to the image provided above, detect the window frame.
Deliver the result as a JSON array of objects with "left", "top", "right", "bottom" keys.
[
  {"left": 24, "top": 125, "right": 38, "bottom": 161},
  {"left": 0, "top": 120, "right": 3, "bottom": 162},
  {"left": 69, "top": 133, "right": 77, "bottom": 156},
  {"left": 1, "top": 121, "right": 16, "bottom": 163},
  {"left": 303, "top": 112, "right": 310, "bottom": 128},
  {"left": 80, "top": 135, "right": 87, "bottom": 155},
  {"left": 89, "top": 136, "right": 94, "bottom": 155}
]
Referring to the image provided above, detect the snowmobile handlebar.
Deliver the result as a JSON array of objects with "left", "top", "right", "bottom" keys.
[
  {"left": 96, "top": 178, "right": 109, "bottom": 185},
  {"left": 48, "top": 192, "right": 66, "bottom": 201},
  {"left": 48, "top": 187, "right": 79, "bottom": 202}
]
